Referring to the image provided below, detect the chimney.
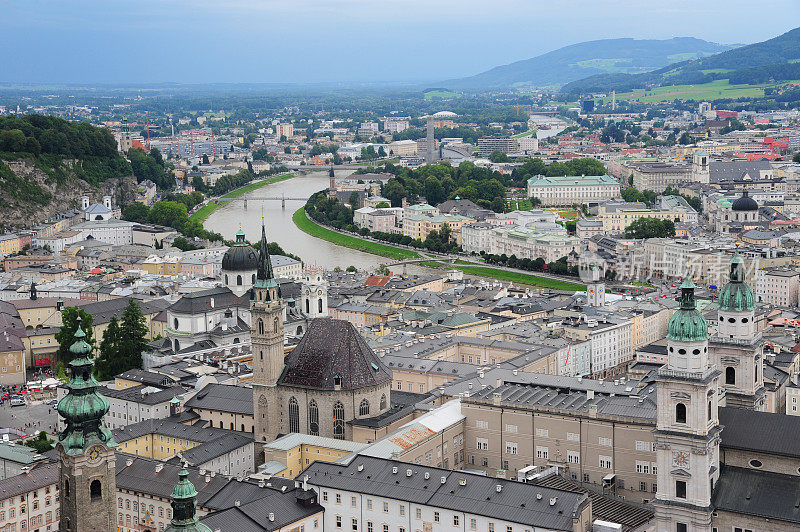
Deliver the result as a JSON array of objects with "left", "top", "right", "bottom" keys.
[
  {"left": 234, "top": 500, "right": 241, "bottom": 507},
  {"left": 268, "top": 513, "right": 275, "bottom": 522},
  {"left": 154, "top": 463, "right": 164, "bottom": 473},
  {"left": 258, "top": 479, "right": 265, "bottom": 488},
  {"left": 496, "top": 484, "right": 502, "bottom": 493},
  {"left": 303, "top": 475, "right": 309, "bottom": 491},
  {"left": 587, "top": 389, "right": 595, "bottom": 400},
  {"left": 493, "top": 392, "right": 502, "bottom": 405}
]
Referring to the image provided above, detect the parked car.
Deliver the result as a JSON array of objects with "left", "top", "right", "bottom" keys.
[
  {"left": 46, "top": 398, "right": 57, "bottom": 406},
  {"left": 10, "top": 397, "right": 25, "bottom": 407}
]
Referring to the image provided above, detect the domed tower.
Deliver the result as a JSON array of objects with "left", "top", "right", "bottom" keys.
[
  {"left": 653, "top": 277, "right": 720, "bottom": 532},
  {"left": 221, "top": 228, "right": 258, "bottom": 297},
  {"left": 57, "top": 324, "right": 118, "bottom": 532},
  {"left": 692, "top": 151, "right": 709, "bottom": 184},
  {"left": 164, "top": 466, "right": 212, "bottom": 532},
  {"left": 709, "top": 252, "right": 765, "bottom": 410},
  {"left": 731, "top": 190, "right": 759, "bottom": 224}
]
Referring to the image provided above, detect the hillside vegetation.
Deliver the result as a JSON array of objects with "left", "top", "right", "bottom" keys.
[
  {"left": 444, "top": 37, "right": 732, "bottom": 89},
  {"left": 562, "top": 27, "right": 800, "bottom": 95}
]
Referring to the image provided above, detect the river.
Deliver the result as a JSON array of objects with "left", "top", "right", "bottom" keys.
[{"left": 203, "top": 170, "right": 390, "bottom": 270}]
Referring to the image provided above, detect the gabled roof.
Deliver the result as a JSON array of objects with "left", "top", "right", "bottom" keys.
[
  {"left": 712, "top": 465, "right": 800, "bottom": 524},
  {"left": 278, "top": 318, "right": 392, "bottom": 391},
  {"left": 719, "top": 407, "right": 800, "bottom": 458}
]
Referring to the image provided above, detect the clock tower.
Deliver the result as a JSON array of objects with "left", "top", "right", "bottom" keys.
[
  {"left": 653, "top": 278, "right": 721, "bottom": 532},
  {"left": 251, "top": 220, "right": 286, "bottom": 450},
  {"left": 56, "top": 324, "right": 117, "bottom": 532}
]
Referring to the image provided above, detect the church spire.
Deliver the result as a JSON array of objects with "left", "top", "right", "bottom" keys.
[
  {"left": 255, "top": 218, "right": 278, "bottom": 288},
  {"left": 164, "top": 466, "right": 211, "bottom": 532},
  {"left": 56, "top": 322, "right": 116, "bottom": 455}
]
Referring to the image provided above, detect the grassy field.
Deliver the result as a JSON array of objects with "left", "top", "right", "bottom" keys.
[
  {"left": 423, "top": 90, "right": 461, "bottom": 100},
  {"left": 189, "top": 173, "right": 294, "bottom": 223},
  {"left": 508, "top": 199, "right": 533, "bottom": 211},
  {"left": 453, "top": 265, "right": 586, "bottom": 290},
  {"left": 600, "top": 79, "right": 799, "bottom": 103},
  {"left": 512, "top": 129, "right": 538, "bottom": 139},
  {"left": 293, "top": 208, "right": 420, "bottom": 260}
]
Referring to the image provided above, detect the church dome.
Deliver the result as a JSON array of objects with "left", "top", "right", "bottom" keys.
[
  {"left": 718, "top": 253, "right": 755, "bottom": 312},
  {"left": 667, "top": 278, "right": 709, "bottom": 343},
  {"left": 732, "top": 190, "right": 758, "bottom": 212},
  {"left": 222, "top": 229, "right": 257, "bottom": 271}
]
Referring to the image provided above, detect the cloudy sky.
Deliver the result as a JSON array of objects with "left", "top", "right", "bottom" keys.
[{"left": 1, "top": 0, "right": 798, "bottom": 84}]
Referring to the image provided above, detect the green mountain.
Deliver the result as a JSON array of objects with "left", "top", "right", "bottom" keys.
[
  {"left": 443, "top": 37, "right": 734, "bottom": 89},
  {"left": 561, "top": 27, "right": 800, "bottom": 95}
]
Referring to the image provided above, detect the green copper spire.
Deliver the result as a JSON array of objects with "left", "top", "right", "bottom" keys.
[
  {"left": 718, "top": 252, "right": 755, "bottom": 312},
  {"left": 164, "top": 466, "right": 212, "bottom": 532},
  {"left": 667, "top": 277, "right": 709, "bottom": 343},
  {"left": 56, "top": 323, "right": 116, "bottom": 455},
  {"left": 254, "top": 218, "right": 280, "bottom": 295}
]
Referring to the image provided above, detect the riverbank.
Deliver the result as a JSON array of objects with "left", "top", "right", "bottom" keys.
[
  {"left": 293, "top": 207, "right": 421, "bottom": 260},
  {"left": 452, "top": 265, "right": 585, "bottom": 290},
  {"left": 190, "top": 173, "right": 295, "bottom": 223}
]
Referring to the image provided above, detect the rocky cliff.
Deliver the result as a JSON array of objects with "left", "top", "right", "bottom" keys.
[{"left": 0, "top": 158, "right": 138, "bottom": 230}]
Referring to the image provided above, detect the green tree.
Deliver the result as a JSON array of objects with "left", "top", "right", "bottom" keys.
[
  {"left": 624, "top": 217, "right": 676, "bottom": 239},
  {"left": 424, "top": 177, "right": 445, "bottom": 205},
  {"left": 122, "top": 202, "right": 150, "bottom": 223},
  {"left": 148, "top": 200, "right": 189, "bottom": 231},
  {"left": 118, "top": 300, "right": 149, "bottom": 374},
  {"left": 348, "top": 192, "right": 360, "bottom": 208},
  {"left": 382, "top": 180, "right": 406, "bottom": 207},
  {"left": 376, "top": 264, "right": 391, "bottom": 276},
  {"left": 24, "top": 431, "right": 54, "bottom": 453},
  {"left": 489, "top": 151, "right": 510, "bottom": 163},
  {"left": 346, "top": 265, "right": 357, "bottom": 272},
  {"left": 375, "top": 201, "right": 390, "bottom": 208},
  {"left": 378, "top": 146, "right": 387, "bottom": 157},
  {"left": 490, "top": 196, "right": 506, "bottom": 213},
  {"left": 55, "top": 307, "right": 95, "bottom": 363},
  {"left": 529, "top": 196, "right": 542, "bottom": 207},
  {"left": 793, "top": 152, "right": 800, "bottom": 163},
  {"left": 94, "top": 316, "right": 122, "bottom": 380}
]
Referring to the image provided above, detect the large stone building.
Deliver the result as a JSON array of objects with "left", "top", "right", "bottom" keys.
[
  {"left": 251, "top": 222, "right": 393, "bottom": 448},
  {"left": 526, "top": 175, "right": 620, "bottom": 206}
]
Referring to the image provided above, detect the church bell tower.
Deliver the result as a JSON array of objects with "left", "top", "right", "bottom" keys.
[
  {"left": 653, "top": 278, "right": 720, "bottom": 532},
  {"left": 57, "top": 324, "right": 117, "bottom": 532},
  {"left": 251, "top": 219, "right": 286, "bottom": 448}
]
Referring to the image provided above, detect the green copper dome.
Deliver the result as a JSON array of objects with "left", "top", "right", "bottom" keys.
[
  {"left": 165, "top": 467, "right": 212, "bottom": 532},
  {"left": 56, "top": 325, "right": 116, "bottom": 455},
  {"left": 718, "top": 253, "right": 754, "bottom": 312},
  {"left": 667, "top": 278, "right": 709, "bottom": 342}
]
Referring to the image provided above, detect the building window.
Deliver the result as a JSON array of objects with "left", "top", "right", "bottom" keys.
[
  {"left": 352, "top": 518, "right": 358, "bottom": 531},
  {"left": 90, "top": 480, "right": 102, "bottom": 500},
  {"left": 336, "top": 515, "right": 342, "bottom": 528},
  {"left": 309, "top": 400, "right": 319, "bottom": 435},
  {"left": 335, "top": 493, "right": 341, "bottom": 504},
  {"left": 258, "top": 318, "right": 264, "bottom": 335},
  {"left": 288, "top": 397, "right": 300, "bottom": 433},
  {"left": 599, "top": 456, "right": 612, "bottom": 469},
  {"left": 676, "top": 524, "right": 687, "bottom": 532},
  {"left": 536, "top": 446, "right": 548, "bottom": 459},
  {"left": 476, "top": 438, "right": 488, "bottom": 451},
  {"left": 333, "top": 401, "right": 345, "bottom": 439},
  {"left": 380, "top": 394, "right": 387, "bottom": 411},
  {"left": 726, "top": 366, "right": 736, "bottom": 385},
  {"left": 568, "top": 451, "right": 580, "bottom": 464},
  {"left": 359, "top": 399, "right": 370, "bottom": 417},
  {"left": 675, "top": 480, "right": 687, "bottom": 499},
  {"left": 433, "top": 511, "right": 439, "bottom": 523},
  {"left": 453, "top": 515, "right": 459, "bottom": 526},
  {"left": 367, "top": 522, "right": 373, "bottom": 532},
  {"left": 505, "top": 442, "right": 517, "bottom": 455},
  {"left": 675, "top": 403, "right": 687, "bottom": 424},
  {"left": 236, "top": 274, "right": 242, "bottom": 286}
]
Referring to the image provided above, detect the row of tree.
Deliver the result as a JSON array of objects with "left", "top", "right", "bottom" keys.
[
  {"left": 122, "top": 199, "right": 223, "bottom": 243},
  {"left": 55, "top": 300, "right": 149, "bottom": 381}
]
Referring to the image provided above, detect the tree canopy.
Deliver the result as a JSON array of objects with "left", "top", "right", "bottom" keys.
[{"left": 624, "top": 217, "right": 676, "bottom": 239}]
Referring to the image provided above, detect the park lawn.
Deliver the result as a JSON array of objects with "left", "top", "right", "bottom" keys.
[
  {"left": 453, "top": 265, "right": 586, "bottom": 290},
  {"left": 508, "top": 199, "right": 533, "bottom": 211},
  {"left": 293, "top": 208, "right": 420, "bottom": 260},
  {"left": 189, "top": 173, "right": 294, "bottom": 223},
  {"left": 512, "top": 129, "right": 538, "bottom": 139},
  {"left": 417, "top": 261, "right": 444, "bottom": 268}
]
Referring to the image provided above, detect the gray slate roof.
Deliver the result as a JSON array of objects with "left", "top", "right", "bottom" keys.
[
  {"left": 278, "top": 318, "right": 392, "bottom": 391},
  {"left": 712, "top": 465, "right": 800, "bottom": 524},
  {"left": 302, "top": 456, "right": 588, "bottom": 531},
  {"left": 115, "top": 454, "right": 229, "bottom": 505},
  {"left": 0, "top": 462, "right": 58, "bottom": 500},
  {"left": 185, "top": 383, "right": 254, "bottom": 416},
  {"left": 719, "top": 407, "right": 800, "bottom": 458}
]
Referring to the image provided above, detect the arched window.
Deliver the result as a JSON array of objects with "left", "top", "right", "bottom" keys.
[
  {"left": 273, "top": 317, "right": 279, "bottom": 333},
  {"left": 296, "top": 326, "right": 303, "bottom": 335},
  {"left": 380, "top": 394, "right": 387, "bottom": 411},
  {"left": 64, "top": 479, "right": 70, "bottom": 498},
  {"left": 174, "top": 339, "right": 180, "bottom": 352},
  {"left": 306, "top": 298, "right": 310, "bottom": 314},
  {"left": 309, "top": 400, "right": 319, "bottom": 435},
  {"left": 173, "top": 317, "right": 179, "bottom": 330},
  {"left": 225, "top": 274, "right": 229, "bottom": 285},
  {"left": 258, "top": 318, "right": 264, "bottom": 335},
  {"left": 675, "top": 403, "right": 687, "bottom": 424},
  {"left": 333, "top": 401, "right": 345, "bottom": 439},
  {"left": 754, "top": 364, "right": 759, "bottom": 383},
  {"left": 318, "top": 299, "right": 323, "bottom": 314},
  {"left": 288, "top": 397, "right": 300, "bottom": 433},
  {"left": 236, "top": 274, "right": 243, "bottom": 286},
  {"left": 252, "top": 274, "right": 256, "bottom": 284},
  {"left": 90, "top": 479, "right": 102, "bottom": 500},
  {"left": 359, "top": 399, "right": 370, "bottom": 417},
  {"left": 725, "top": 366, "right": 736, "bottom": 385},
  {"left": 708, "top": 401, "right": 712, "bottom": 421}
]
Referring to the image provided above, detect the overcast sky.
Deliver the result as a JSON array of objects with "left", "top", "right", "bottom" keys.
[{"left": 1, "top": 0, "right": 798, "bottom": 84}]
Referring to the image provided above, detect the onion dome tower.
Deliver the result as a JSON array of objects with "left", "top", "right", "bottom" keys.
[
  {"left": 164, "top": 466, "right": 212, "bottom": 532},
  {"left": 222, "top": 228, "right": 258, "bottom": 297},
  {"left": 57, "top": 324, "right": 117, "bottom": 532},
  {"left": 710, "top": 252, "right": 765, "bottom": 410},
  {"left": 654, "top": 277, "right": 721, "bottom": 532}
]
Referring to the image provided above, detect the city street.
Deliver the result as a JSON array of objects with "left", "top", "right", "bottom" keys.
[{"left": 0, "top": 397, "right": 59, "bottom": 439}]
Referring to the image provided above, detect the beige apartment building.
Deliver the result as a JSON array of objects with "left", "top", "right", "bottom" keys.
[
  {"left": 402, "top": 213, "right": 474, "bottom": 245},
  {"left": 628, "top": 161, "right": 691, "bottom": 192},
  {"left": 462, "top": 383, "right": 659, "bottom": 503},
  {"left": 756, "top": 267, "right": 800, "bottom": 307},
  {"left": 599, "top": 209, "right": 688, "bottom": 234}
]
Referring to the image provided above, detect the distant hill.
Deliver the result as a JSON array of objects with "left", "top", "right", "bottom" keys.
[
  {"left": 561, "top": 27, "right": 800, "bottom": 95},
  {"left": 443, "top": 37, "right": 734, "bottom": 89}
]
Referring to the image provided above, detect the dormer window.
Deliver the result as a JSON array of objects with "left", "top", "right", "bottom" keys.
[{"left": 333, "top": 375, "right": 342, "bottom": 387}]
